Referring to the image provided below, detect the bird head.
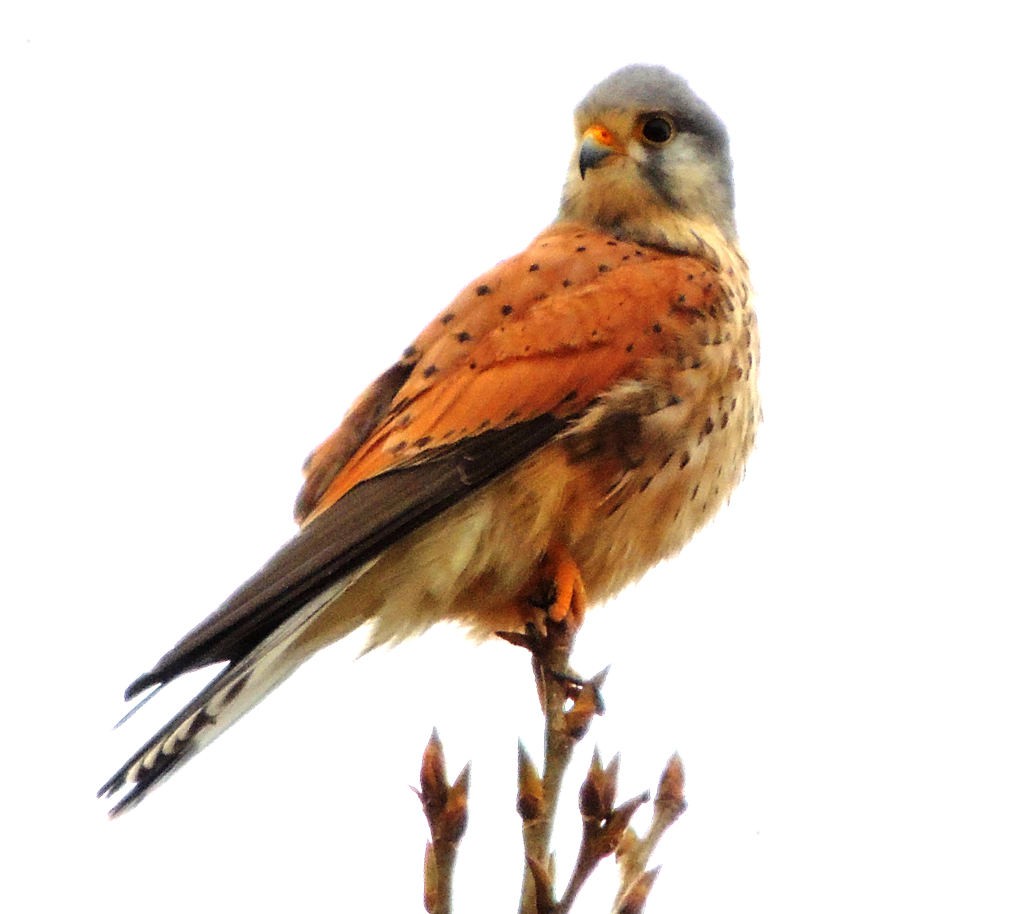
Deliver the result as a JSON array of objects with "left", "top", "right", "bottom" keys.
[{"left": 558, "top": 65, "right": 736, "bottom": 250}]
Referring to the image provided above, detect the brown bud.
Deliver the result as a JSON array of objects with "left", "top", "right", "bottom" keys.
[
  {"left": 617, "top": 867, "right": 661, "bottom": 914},
  {"left": 590, "top": 665, "right": 610, "bottom": 700},
  {"left": 563, "top": 668, "right": 608, "bottom": 739},
  {"left": 603, "top": 752, "right": 620, "bottom": 815},
  {"left": 579, "top": 748, "right": 604, "bottom": 820},
  {"left": 655, "top": 753, "right": 686, "bottom": 823},
  {"left": 579, "top": 748, "right": 619, "bottom": 821},
  {"left": 439, "top": 763, "right": 470, "bottom": 844},
  {"left": 565, "top": 700, "right": 598, "bottom": 741},
  {"left": 598, "top": 791, "right": 650, "bottom": 856},
  {"left": 517, "top": 741, "right": 545, "bottom": 822},
  {"left": 420, "top": 728, "right": 448, "bottom": 815}
]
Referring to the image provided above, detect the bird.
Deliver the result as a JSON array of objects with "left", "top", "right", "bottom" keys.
[{"left": 100, "top": 64, "right": 760, "bottom": 816}]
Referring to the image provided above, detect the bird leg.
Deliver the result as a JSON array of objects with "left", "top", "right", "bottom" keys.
[
  {"left": 500, "top": 543, "right": 587, "bottom": 636},
  {"left": 496, "top": 544, "right": 593, "bottom": 706}
]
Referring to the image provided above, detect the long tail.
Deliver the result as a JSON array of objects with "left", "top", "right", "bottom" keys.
[{"left": 98, "top": 589, "right": 360, "bottom": 817}]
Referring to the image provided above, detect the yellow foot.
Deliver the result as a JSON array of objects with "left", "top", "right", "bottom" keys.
[{"left": 540, "top": 543, "right": 587, "bottom": 630}]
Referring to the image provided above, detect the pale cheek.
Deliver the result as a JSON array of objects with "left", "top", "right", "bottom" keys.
[
  {"left": 671, "top": 160, "right": 715, "bottom": 203},
  {"left": 626, "top": 139, "right": 649, "bottom": 165}
]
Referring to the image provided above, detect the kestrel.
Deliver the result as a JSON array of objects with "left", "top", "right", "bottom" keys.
[{"left": 100, "top": 64, "right": 759, "bottom": 815}]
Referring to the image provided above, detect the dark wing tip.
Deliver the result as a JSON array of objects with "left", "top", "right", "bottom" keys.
[
  {"left": 100, "top": 681, "right": 217, "bottom": 816},
  {"left": 124, "top": 672, "right": 161, "bottom": 702},
  {"left": 97, "top": 765, "right": 144, "bottom": 818},
  {"left": 98, "top": 756, "right": 174, "bottom": 818},
  {"left": 97, "top": 772, "right": 120, "bottom": 800}
]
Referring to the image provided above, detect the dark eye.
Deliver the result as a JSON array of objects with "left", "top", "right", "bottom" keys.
[{"left": 641, "top": 116, "right": 674, "bottom": 145}]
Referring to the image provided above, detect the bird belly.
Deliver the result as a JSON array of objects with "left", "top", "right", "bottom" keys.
[
  {"left": 555, "top": 384, "right": 758, "bottom": 605},
  {"left": 297, "top": 388, "right": 756, "bottom": 655}
]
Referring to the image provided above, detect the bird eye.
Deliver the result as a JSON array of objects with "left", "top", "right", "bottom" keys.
[{"left": 640, "top": 116, "right": 674, "bottom": 145}]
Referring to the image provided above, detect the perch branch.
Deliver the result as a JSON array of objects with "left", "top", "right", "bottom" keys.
[{"left": 414, "top": 609, "right": 689, "bottom": 913}]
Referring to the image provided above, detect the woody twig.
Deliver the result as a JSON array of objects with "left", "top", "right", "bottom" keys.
[
  {"left": 612, "top": 753, "right": 686, "bottom": 912},
  {"left": 498, "top": 614, "right": 604, "bottom": 913},
  {"left": 416, "top": 613, "right": 688, "bottom": 913},
  {"left": 500, "top": 615, "right": 687, "bottom": 914}
]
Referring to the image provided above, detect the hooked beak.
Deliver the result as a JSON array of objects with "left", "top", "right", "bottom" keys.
[{"left": 578, "top": 124, "right": 622, "bottom": 179}]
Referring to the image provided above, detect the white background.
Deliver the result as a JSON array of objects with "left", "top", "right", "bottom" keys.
[{"left": 2, "top": 2, "right": 1022, "bottom": 911}]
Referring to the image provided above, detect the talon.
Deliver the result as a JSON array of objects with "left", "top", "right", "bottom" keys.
[{"left": 527, "top": 582, "right": 557, "bottom": 611}]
